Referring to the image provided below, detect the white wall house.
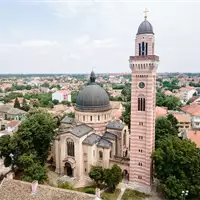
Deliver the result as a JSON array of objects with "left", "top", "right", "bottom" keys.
[
  {"left": 52, "top": 90, "right": 71, "bottom": 103},
  {"left": 180, "top": 89, "right": 196, "bottom": 104}
]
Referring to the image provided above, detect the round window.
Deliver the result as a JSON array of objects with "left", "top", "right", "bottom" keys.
[{"left": 138, "top": 82, "right": 145, "bottom": 89}]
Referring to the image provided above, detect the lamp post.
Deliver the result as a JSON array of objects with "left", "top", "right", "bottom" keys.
[{"left": 181, "top": 190, "right": 189, "bottom": 200}]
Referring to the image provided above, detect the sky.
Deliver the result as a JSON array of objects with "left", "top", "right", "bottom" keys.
[{"left": 0, "top": 0, "right": 200, "bottom": 74}]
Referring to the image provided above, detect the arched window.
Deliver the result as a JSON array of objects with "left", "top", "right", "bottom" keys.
[
  {"left": 83, "top": 116, "right": 85, "bottom": 121},
  {"left": 66, "top": 138, "right": 74, "bottom": 157},
  {"left": 110, "top": 151, "right": 112, "bottom": 158},
  {"left": 142, "top": 42, "right": 145, "bottom": 56},
  {"left": 98, "top": 115, "right": 100, "bottom": 121},
  {"left": 99, "top": 151, "right": 103, "bottom": 160},
  {"left": 146, "top": 43, "right": 148, "bottom": 55},
  {"left": 90, "top": 116, "right": 92, "bottom": 121},
  {"left": 139, "top": 43, "right": 141, "bottom": 56},
  {"left": 138, "top": 95, "right": 145, "bottom": 111},
  {"left": 123, "top": 130, "right": 126, "bottom": 146}
]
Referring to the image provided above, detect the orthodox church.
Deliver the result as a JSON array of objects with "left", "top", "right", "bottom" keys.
[
  {"left": 53, "top": 10, "right": 158, "bottom": 193},
  {"left": 54, "top": 71, "right": 129, "bottom": 183}
]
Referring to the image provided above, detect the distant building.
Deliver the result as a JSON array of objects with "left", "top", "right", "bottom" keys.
[
  {"left": 181, "top": 104, "right": 200, "bottom": 129},
  {"left": 179, "top": 87, "right": 196, "bottom": 104},
  {"left": 5, "top": 120, "right": 20, "bottom": 133},
  {"left": 52, "top": 90, "right": 71, "bottom": 103},
  {"left": 0, "top": 105, "right": 27, "bottom": 120}
]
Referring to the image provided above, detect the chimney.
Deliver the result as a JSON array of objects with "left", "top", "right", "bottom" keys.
[{"left": 31, "top": 180, "right": 38, "bottom": 195}]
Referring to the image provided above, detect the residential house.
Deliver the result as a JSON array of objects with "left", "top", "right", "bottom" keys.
[
  {"left": 0, "top": 105, "right": 27, "bottom": 120},
  {"left": 110, "top": 101, "right": 124, "bottom": 120},
  {"left": 169, "top": 111, "right": 191, "bottom": 131},
  {"left": 156, "top": 106, "right": 168, "bottom": 118},
  {"left": 5, "top": 120, "right": 20, "bottom": 133},
  {"left": 181, "top": 104, "right": 200, "bottom": 129},
  {"left": 52, "top": 90, "right": 71, "bottom": 103},
  {"left": 179, "top": 87, "right": 196, "bottom": 104}
]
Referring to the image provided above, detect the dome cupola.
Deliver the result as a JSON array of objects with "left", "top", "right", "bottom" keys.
[
  {"left": 75, "top": 71, "right": 111, "bottom": 112},
  {"left": 137, "top": 8, "right": 154, "bottom": 35},
  {"left": 137, "top": 20, "right": 154, "bottom": 35}
]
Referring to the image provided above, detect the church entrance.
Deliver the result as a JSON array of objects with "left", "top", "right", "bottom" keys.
[
  {"left": 123, "top": 169, "right": 129, "bottom": 183},
  {"left": 64, "top": 162, "right": 73, "bottom": 177}
]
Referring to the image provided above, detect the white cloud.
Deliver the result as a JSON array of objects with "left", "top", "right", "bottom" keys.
[
  {"left": 74, "top": 35, "right": 119, "bottom": 49},
  {"left": 68, "top": 53, "right": 80, "bottom": 60},
  {"left": 21, "top": 40, "right": 60, "bottom": 47},
  {"left": 49, "top": 1, "right": 95, "bottom": 18},
  {"left": 93, "top": 38, "right": 119, "bottom": 48},
  {"left": 74, "top": 35, "right": 91, "bottom": 46},
  {"left": 0, "top": 40, "right": 60, "bottom": 49},
  {"left": 52, "top": 12, "right": 67, "bottom": 19}
]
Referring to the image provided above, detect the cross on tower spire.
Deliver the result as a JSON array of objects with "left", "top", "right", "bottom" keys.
[{"left": 144, "top": 8, "right": 149, "bottom": 20}]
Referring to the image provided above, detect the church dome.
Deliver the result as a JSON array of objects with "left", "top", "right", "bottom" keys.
[
  {"left": 137, "top": 20, "right": 154, "bottom": 35},
  {"left": 75, "top": 71, "right": 111, "bottom": 112}
]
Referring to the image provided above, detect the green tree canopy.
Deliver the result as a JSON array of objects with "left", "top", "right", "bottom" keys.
[
  {"left": 120, "top": 102, "right": 131, "bottom": 128},
  {"left": 21, "top": 98, "right": 30, "bottom": 112},
  {"left": 156, "top": 91, "right": 181, "bottom": 110},
  {"left": 103, "top": 164, "right": 122, "bottom": 192},
  {"left": 14, "top": 98, "right": 20, "bottom": 109},
  {"left": 155, "top": 116, "right": 177, "bottom": 145},
  {"left": 152, "top": 136, "right": 200, "bottom": 200},
  {"left": 89, "top": 166, "right": 104, "bottom": 187},
  {"left": 0, "top": 109, "right": 57, "bottom": 183}
]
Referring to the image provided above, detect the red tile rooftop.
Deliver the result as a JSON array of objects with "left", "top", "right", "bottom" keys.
[
  {"left": 173, "top": 113, "right": 191, "bottom": 122},
  {"left": 188, "top": 130, "right": 200, "bottom": 148},
  {"left": 181, "top": 104, "right": 200, "bottom": 116},
  {"left": 156, "top": 106, "right": 168, "bottom": 118},
  {"left": 6, "top": 120, "right": 20, "bottom": 128}
]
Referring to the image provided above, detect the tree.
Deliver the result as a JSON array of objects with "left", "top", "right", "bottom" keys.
[
  {"left": 52, "top": 99, "right": 59, "bottom": 105},
  {"left": 103, "top": 164, "right": 122, "bottom": 192},
  {"left": 120, "top": 102, "right": 131, "bottom": 128},
  {"left": 167, "top": 114, "right": 179, "bottom": 134},
  {"left": 71, "top": 91, "right": 78, "bottom": 104},
  {"left": 89, "top": 166, "right": 104, "bottom": 187},
  {"left": 61, "top": 101, "right": 71, "bottom": 106},
  {"left": 152, "top": 136, "right": 200, "bottom": 200},
  {"left": 0, "top": 109, "right": 57, "bottom": 183},
  {"left": 14, "top": 98, "right": 20, "bottom": 109},
  {"left": 0, "top": 135, "right": 13, "bottom": 167},
  {"left": 21, "top": 98, "right": 30, "bottom": 112},
  {"left": 21, "top": 162, "right": 47, "bottom": 183},
  {"left": 67, "top": 112, "right": 75, "bottom": 118},
  {"left": 155, "top": 117, "right": 176, "bottom": 145},
  {"left": 15, "top": 109, "right": 56, "bottom": 164},
  {"left": 121, "top": 83, "right": 131, "bottom": 102},
  {"left": 156, "top": 91, "right": 181, "bottom": 110}
]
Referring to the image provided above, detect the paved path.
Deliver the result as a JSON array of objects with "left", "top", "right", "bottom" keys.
[
  {"left": 116, "top": 183, "right": 127, "bottom": 200},
  {"left": 46, "top": 167, "right": 59, "bottom": 186}
]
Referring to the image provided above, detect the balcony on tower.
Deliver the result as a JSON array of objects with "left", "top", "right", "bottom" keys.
[{"left": 129, "top": 55, "right": 159, "bottom": 72}]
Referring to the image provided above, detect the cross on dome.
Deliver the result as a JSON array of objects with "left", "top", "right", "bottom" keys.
[{"left": 144, "top": 8, "right": 149, "bottom": 20}]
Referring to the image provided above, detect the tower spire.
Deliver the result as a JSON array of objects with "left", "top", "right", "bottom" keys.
[{"left": 144, "top": 8, "right": 149, "bottom": 20}]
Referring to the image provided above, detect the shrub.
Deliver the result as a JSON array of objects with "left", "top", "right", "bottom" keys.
[
  {"left": 58, "top": 182, "right": 73, "bottom": 190},
  {"left": 83, "top": 187, "right": 96, "bottom": 194}
]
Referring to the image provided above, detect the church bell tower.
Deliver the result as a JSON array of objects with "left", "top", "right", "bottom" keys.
[{"left": 129, "top": 9, "right": 159, "bottom": 193}]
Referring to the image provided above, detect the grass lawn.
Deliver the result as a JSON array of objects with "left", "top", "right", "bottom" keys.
[
  {"left": 101, "top": 189, "right": 121, "bottom": 200},
  {"left": 121, "top": 189, "right": 150, "bottom": 200}
]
